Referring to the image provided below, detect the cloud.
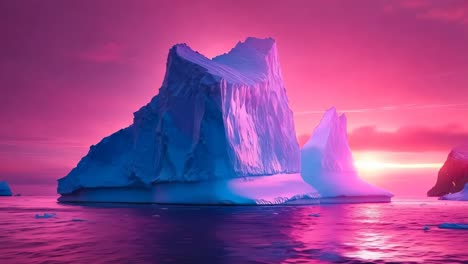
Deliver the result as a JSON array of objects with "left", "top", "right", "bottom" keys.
[
  {"left": 417, "top": 5, "right": 468, "bottom": 24},
  {"left": 294, "top": 103, "right": 468, "bottom": 116},
  {"left": 297, "top": 124, "right": 468, "bottom": 151},
  {"left": 386, "top": 0, "right": 468, "bottom": 25},
  {"left": 347, "top": 124, "right": 468, "bottom": 152},
  {"left": 399, "top": 0, "right": 431, "bottom": 9},
  {"left": 76, "top": 42, "right": 127, "bottom": 63}
]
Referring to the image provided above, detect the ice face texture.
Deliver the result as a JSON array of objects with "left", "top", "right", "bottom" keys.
[
  {"left": 300, "top": 108, "right": 393, "bottom": 199},
  {"left": 440, "top": 183, "right": 468, "bottom": 201},
  {"left": 0, "top": 181, "right": 12, "bottom": 196},
  {"left": 427, "top": 146, "right": 468, "bottom": 197},
  {"left": 57, "top": 37, "right": 300, "bottom": 195}
]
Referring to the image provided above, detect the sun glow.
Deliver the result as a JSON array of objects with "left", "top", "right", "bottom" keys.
[{"left": 354, "top": 158, "right": 442, "bottom": 171}]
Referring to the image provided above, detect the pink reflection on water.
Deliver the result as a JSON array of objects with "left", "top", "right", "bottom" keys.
[
  {"left": 282, "top": 201, "right": 468, "bottom": 263},
  {"left": 1, "top": 197, "right": 468, "bottom": 263}
]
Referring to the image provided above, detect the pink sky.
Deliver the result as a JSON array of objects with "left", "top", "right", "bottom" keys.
[{"left": 1, "top": 0, "right": 467, "bottom": 195}]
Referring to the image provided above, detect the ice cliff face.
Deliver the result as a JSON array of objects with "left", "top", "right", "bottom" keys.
[
  {"left": 58, "top": 37, "right": 300, "bottom": 195},
  {"left": 428, "top": 146, "right": 468, "bottom": 197},
  {"left": 301, "top": 108, "right": 393, "bottom": 198},
  {"left": 0, "top": 181, "right": 12, "bottom": 196}
]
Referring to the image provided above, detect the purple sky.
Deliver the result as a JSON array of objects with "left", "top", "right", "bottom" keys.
[{"left": 1, "top": 0, "right": 468, "bottom": 195}]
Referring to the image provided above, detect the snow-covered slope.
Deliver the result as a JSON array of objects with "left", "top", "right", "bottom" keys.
[
  {"left": 440, "top": 182, "right": 468, "bottom": 201},
  {"left": 0, "top": 181, "right": 12, "bottom": 196},
  {"left": 300, "top": 108, "right": 393, "bottom": 200},
  {"left": 57, "top": 37, "right": 300, "bottom": 198},
  {"left": 428, "top": 146, "right": 468, "bottom": 197}
]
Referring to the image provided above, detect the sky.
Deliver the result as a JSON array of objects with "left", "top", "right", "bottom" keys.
[{"left": 1, "top": 0, "right": 467, "bottom": 196}]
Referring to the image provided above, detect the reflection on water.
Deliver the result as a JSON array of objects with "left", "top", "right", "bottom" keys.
[{"left": 0, "top": 197, "right": 468, "bottom": 263}]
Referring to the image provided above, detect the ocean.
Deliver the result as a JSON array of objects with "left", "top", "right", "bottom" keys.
[{"left": 1, "top": 196, "right": 467, "bottom": 263}]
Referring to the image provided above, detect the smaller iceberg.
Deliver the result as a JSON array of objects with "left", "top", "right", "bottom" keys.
[
  {"left": 440, "top": 183, "right": 468, "bottom": 201},
  {"left": 301, "top": 108, "right": 393, "bottom": 203},
  {"left": 0, "top": 181, "right": 12, "bottom": 196}
]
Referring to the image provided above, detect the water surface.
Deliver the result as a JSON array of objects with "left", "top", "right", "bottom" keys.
[{"left": 1, "top": 197, "right": 467, "bottom": 263}]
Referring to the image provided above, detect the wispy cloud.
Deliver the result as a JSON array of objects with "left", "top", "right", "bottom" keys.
[
  {"left": 0, "top": 136, "right": 87, "bottom": 149},
  {"left": 385, "top": 0, "right": 468, "bottom": 25},
  {"left": 76, "top": 42, "right": 127, "bottom": 63},
  {"left": 297, "top": 123, "right": 468, "bottom": 152},
  {"left": 347, "top": 124, "right": 468, "bottom": 152},
  {"left": 294, "top": 103, "right": 468, "bottom": 115}
]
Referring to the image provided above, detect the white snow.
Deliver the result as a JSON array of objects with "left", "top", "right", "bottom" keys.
[
  {"left": 58, "top": 37, "right": 300, "bottom": 197},
  {"left": 58, "top": 173, "right": 320, "bottom": 205},
  {"left": 301, "top": 107, "right": 393, "bottom": 200},
  {"left": 440, "top": 183, "right": 468, "bottom": 201},
  {"left": 0, "top": 181, "right": 12, "bottom": 196}
]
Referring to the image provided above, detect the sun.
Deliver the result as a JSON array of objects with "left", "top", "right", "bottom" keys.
[
  {"left": 354, "top": 157, "right": 442, "bottom": 172},
  {"left": 354, "top": 158, "right": 388, "bottom": 171}
]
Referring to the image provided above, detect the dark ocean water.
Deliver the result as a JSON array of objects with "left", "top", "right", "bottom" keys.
[{"left": 1, "top": 197, "right": 467, "bottom": 264}]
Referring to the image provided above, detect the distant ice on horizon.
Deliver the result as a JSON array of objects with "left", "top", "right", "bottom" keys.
[{"left": 0, "top": 181, "right": 12, "bottom": 196}]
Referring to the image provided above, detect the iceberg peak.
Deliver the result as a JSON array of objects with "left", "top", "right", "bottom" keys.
[
  {"left": 301, "top": 108, "right": 392, "bottom": 199},
  {"left": 165, "top": 37, "right": 281, "bottom": 85}
]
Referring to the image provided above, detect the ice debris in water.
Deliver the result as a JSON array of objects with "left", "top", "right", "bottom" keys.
[
  {"left": 438, "top": 223, "right": 468, "bottom": 230},
  {"left": 35, "top": 213, "right": 56, "bottom": 219}
]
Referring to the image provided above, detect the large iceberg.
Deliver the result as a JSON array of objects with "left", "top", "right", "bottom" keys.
[
  {"left": 300, "top": 108, "right": 393, "bottom": 202},
  {"left": 57, "top": 37, "right": 315, "bottom": 204},
  {"left": 428, "top": 146, "right": 468, "bottom": 197},
  {"left": 0, "top": 181, "right": 12, "bottom": 196},
  {"left": 440, "top": 183, "right": 468, "bottom": 201}
]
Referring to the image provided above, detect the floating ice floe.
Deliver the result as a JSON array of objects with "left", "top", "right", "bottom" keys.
[
  {"left": 438, "top": 223, "right": 468, "bottom": 230},
  {"left": 35, "top": 213, "right": 56, "bottom": 219}
]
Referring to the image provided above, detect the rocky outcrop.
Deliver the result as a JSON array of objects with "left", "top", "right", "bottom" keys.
[{"left": 428, "top": 146, "right": 468, "bottom": 197}]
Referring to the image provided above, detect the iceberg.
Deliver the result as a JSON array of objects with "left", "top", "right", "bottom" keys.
[
  {"left": 440, "top": 183, "right": 468, "bottom": 201},
  {"left": 300, "top": 108, "right": 393, "bottom": 202},
  {"left": 428, "top": 146, "right": 468, "bottom": 197},
  {"left": 0, "top": 181, "right": 12, "bottom": 196},
  {"left": 57, "top": 37, "right": 317, "bottom": 204}
]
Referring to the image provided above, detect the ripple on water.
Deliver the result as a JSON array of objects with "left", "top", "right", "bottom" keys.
[{"left": 0, "top": 197, "right": 468, "bottom": 263}]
